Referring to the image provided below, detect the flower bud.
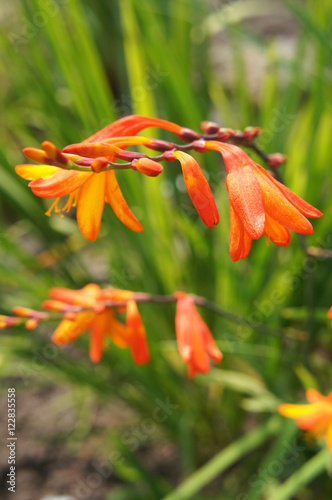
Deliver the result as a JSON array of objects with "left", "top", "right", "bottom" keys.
[
  {"left": 132, "top": 158, "right": 163, "bottom": 177},
  {"left": 25, "top": 319, "right": 38, "bottom": 330},
  {"left": 266, "top": 153, "right": 287, "bottom": 168},
  {"left": 42, "top": 141, "right": 69, "bottom": 165},
  {"left": 216, "top": 128, "right": 235, "bottom": 141},
  {"left": 176, "top": 128, "right": 202, "bottom": 142},
  {"left": 200, "top": 121, "right": 220, "bottom": 134},
  {"left": 145, "top": 139, "right": 175, "bottom": 152},
  {"left": 91, "top": 157, "right": 109, "bottom": 173},
  {"left": 12, "top": 307, "right": 47, "bottom": 319}
]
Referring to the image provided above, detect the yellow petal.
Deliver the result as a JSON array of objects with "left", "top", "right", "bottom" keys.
[
  {"left": 105, "top": 171, "right": 143, "bottom": 232},
  {"left": 76, "top": 172, "right": 106, "bottom": 241},
  {"left": 278, "top": 402, "right": 322, "bottom": 419},
  {"left": 15, "top": 164, "right": 59, "bottom": 181},
  {"left": 51, "top": 312, "right": 95, "bottom": 344}
]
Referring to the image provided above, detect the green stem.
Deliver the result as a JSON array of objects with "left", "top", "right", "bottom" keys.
[
  {"left": 161, "top": 417, "right": 280, "bottom": 500},
  {"left": 266, "top": 447, "right": 331, "bottom": 500}
]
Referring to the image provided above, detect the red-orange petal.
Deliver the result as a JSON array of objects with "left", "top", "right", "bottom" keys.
[
  {"left": 105, "top": 170, "right": 143, "bottom": 233},
  {"left": 174, "top": 151, "right": 219, "bottom": 228},
  {"left": 306, "top": 389, "right": 326, "bottom": 403},
  {"left": 255, "top": 163, "right": 322, "bottom": 219},
  {"left": 126, "top": 300, "right": 150, "bottom": 365},
  {"left": 229, "top": 203, "right": 252, "bottom": 261},
  {"left": 76, "top": 172, "right": 106, "bottom": 241},
  {"left": 226, "top": 165, "right": 265, "bottom": 239},
  {"left": 264, "top": 213, "right": 291, "bottom": 246},
  {"left": 252, "top": 164, "right": 313, "bottom": 235},
  {"left": 89, "top": 310, "right": 110, "bottom": 363},
  {"left": 83, "top": 115, "right": 182, "bottom": 143},
  {"left": 29, "top": 170, "right": 93, "bottom": 198},
  {"left": 63, "top": 142, "right": 120, "bottom": 158}
]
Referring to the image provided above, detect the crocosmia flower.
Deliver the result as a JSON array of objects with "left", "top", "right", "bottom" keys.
[
  {"left": 173, "top": 151, "right": 219, "bottom": 228},
  {"left": 174, "top": 292, "right": 223, "bottom": 378},
  {"left": 44, "top": 284, "right": 150, "bottom": 365},
  {"left": 205, "top": 141, "right": 322, "bottom": 261},
  {"left": 279, "top": 389, "right": 332, "bottom": 452}
]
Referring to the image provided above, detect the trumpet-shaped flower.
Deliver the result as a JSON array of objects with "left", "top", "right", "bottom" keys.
[
  {"left": 279, "top": 389, "right": 332, "bottom": 452},
  {"left": 15, "top": 119, "right": 163, "bottom": 240},
  {"left": 45, "top": 284, "right": 150, "bottom": 365},
  {"left": 205, "top": 141, "right": 322, "bottom": 261},
  {"left": 174, "top": 292, "right": 223, "bottom": 378},
  {"left": 173, "top": 151, "right": 219, "bottom": 228}
]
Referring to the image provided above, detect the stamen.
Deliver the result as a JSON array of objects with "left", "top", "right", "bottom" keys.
[
  {"left": 62, "top": 190, "right": 79, "bottom": 213},
  {"left": 45, "top": 198, "right": 64, "bottom": 217}
]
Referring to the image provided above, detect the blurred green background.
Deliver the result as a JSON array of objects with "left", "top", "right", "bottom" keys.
[{"left": 0, "top": 0, "right": 332, "bottom": 499}]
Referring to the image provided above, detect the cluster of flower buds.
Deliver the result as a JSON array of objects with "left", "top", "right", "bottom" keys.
[
  {"left": 0, "top": 285, "right": 223, "bottom": 378},
  {"left": 16, "top": 115, "right": 322, "bottom": 258}
]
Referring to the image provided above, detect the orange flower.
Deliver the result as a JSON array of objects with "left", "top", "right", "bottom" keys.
[
  {"left": 44, "top": 284, "right": 150, "bottom": 365},
  {"left": 173, "top": 151, "right": 219, "bottom": 228},
  {"left": 327, "top": 307, "right": 332, "bottom": 326},
  {"left": 205, "top": 141, "right": 322, "bottom": 261},
  {"left": 279, "top": 389, "right": 332, "bottom": 452},
  {"left": 174, "top": 292, "right": 223, "bottom": 378},
  {"left": 15, "top": 121, "right": 158, "bottom": 241}
]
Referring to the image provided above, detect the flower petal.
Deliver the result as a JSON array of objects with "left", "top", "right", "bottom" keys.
[
  {"left": 83, "top": 115, "right": 182, "bottom": 143},
  {"left": 306, "top": 389, "right": 325, "bottom": 403},
  {"left": 105, "top": 171, "right": 143, "bottom": 233},
  {"left": 108, "top": 316, "right": 129, "bottom": 348},
  {"left": 15, "top": 164, "right": 59, "bottom": 181},
  {"left": 126, "top": 300, "right": 150, "bottom": 365},
  {"left": 264, "top": 213, "right": 291, "bottom": 246},
  {"left": 174, "top": 151, "right": 219, "bottom": 228},
  {"left": 76, "top": 172, "right": 106, "bottom": 241},
  {"left": 226, "top": 165, "right": 265, "bottom": 239},
  {"left": 255, "top": 163, "right": 322, "bottom": 219},
  {"left": 229, "top": 203, "right": 252, "bottom": 261},
  {"left": 51, "top": 312, "right": 95, "bottom": 344},
  {"left": 89, "top": 311, "right": 110, "bottom": 363},
  {"left": 278, "top": 402, "right": 322, "bottom": 419},
  {"left": 29, "top": 170, "right": 93, "bottom": 198},
  {"left": 252, "top": 164, "right": 313, "bottom": 235}
]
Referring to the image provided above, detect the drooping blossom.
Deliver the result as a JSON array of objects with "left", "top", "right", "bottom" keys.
[
  {"left": 14, "top": 115, "right": 206, "bottom": 241},
  {"left": 173, "top": 151, "right": 219, "bottom": 228},
  {"left": 279, "top": 389, "right": 332, "bottom": 452},
  {"left": 174, "top": 292, "right": 223, "bottom": 378},
  {"left": 205, "top": 141, "right": 322, "bottom": 261},
  {"left": 44, "top": 284, "right": 150, "bottom": 365}
]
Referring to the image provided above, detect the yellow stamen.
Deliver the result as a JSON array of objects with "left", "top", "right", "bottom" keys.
[
  {"left": 45, "top": 198, "right": 64, "bottom": 217},
  {"left": 62, "top": 190, "right": 79, "bottom": 213}
]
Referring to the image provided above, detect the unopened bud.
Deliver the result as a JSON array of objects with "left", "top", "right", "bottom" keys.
[
  {"left": 23, "top": 147, "right": 47, "bottom": 163},
  {"left": 266, "top": 153, "right": 287, "bottom": 168},
  {"left": 0, "top": 316, "right": 20, "bottom": 329},
  {"left": 192, "top": 139, "right": 207, "bottom": 152},
  {"left": 216, "top": 128, "right": 235, "bottom": 141},
  {"left": 162, "top": 150, "right": 177, "bottom": 162},
  {"left": 145, "top": 139, "right": 175, "bottom": 152},
  {"left": 25, "top": 319, "right": 38, "bottom": 330},
  {"left": 242, "top": 126, "right": 261, "bottom": 141},
  {"left": 12, "top": 307, "right": 47, "bottom": 319},
  {"left": 42, "top": 141, "right": 69, "bottom": 165},
  {"left": 176, "top": 128, "right": 202, "bottom": 142},
  {"left": 132, "top": 158, "right": 163, "bottom": 177},
  {"left": 115, "top": 150, "right": 145, "bottom": 161},
  {"left": 201, "top": 121, "right": 220, "bottom": 134},
  {"left": 91, "top": 157, "right": 109, "bottom": 173}
]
